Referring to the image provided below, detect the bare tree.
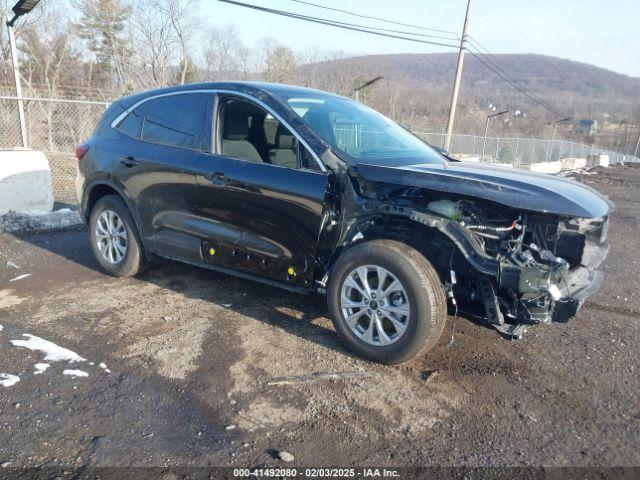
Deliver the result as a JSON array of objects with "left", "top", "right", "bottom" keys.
[
  {"left": 151, "top": 0, "right": 201, "bottom": 85},
  {"left": 132, "top": 0, "right": 177, "bottom": 89},
  {"left": 259, "top": 38, "right": 297, "bottom": 84},
  {"left": 296, "top": 48, "right": 354, "bottom": 94},
  {"left": 201, "top": 24, "right": 250, "bottom": 81},
  {"left": 19, "top": 8, "right": 83, "bottom": 149}
]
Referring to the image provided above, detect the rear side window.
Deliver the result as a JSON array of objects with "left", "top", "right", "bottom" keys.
[{"left": 142, "top": 94, "right": 206, "bottom": 150}]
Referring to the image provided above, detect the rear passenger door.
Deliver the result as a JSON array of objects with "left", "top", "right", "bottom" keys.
[
  {"left": 194, "top": 95, "right": 329, "bottom": 289},
  {"left": 114, "top": 92, "right": 213, "bottom": 260}
]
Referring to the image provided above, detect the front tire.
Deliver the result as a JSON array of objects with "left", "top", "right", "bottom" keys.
[
  {"left": 89, "top": 195, "right": 146, "bottom": 277},
  {"left": 328, "top": 240, "right": 446, "bottom": 365}
]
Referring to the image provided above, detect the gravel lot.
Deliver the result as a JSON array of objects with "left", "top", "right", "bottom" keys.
[{"left": 0, "top": 164, "right": 639, "bottom": 474}]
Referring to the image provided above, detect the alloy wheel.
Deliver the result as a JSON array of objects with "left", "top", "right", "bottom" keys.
[
  {"left": 340, "top": 265, "right": 410, "bottom": 346},
  {"left": 95, "top": 210, "right": 127, "bottom": 264}
]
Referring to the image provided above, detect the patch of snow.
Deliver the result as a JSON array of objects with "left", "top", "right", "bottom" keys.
[
  {"left": 0, "top": 373, "right": 20, "bottom": 387},
  {"left": 6, "top": 261, "right": 19, "bottom": 269},
  {"left": 34, "top": 363, "right": 50, "bottom": 375},
  {"left": 0, "top": 208, "right": 82, "bottom": 233},
  {"left": 9, "top": 273, "right": 31, "bottom": 282},
  {"left": 11, "top": 334, "right": 86, "bottom": 363},
  {"left": 99, "top": 362, "right": 111, "bottom": 374},
  {"left": 63, "top": 369, "right": 89, "bottom": 378},
  {"left": 0, "top": 325, "right": 3, "bottom": 332}
]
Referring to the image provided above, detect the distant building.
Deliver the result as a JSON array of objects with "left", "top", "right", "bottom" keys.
[{"left": 576, "top": 119, "right": 598, "bottom": 136}]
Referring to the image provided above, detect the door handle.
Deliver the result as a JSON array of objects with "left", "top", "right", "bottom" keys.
[
  {"left": 118, "top": 156, "right": 139, "bottom": 168},
  {"left": 205, "top": 172, "right": 227, "bottom": 186}
]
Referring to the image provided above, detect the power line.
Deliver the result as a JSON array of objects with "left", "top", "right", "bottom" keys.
[
  {"left": 466, "top": 39, "right": 562, "bottom": 115},
  {"left": 468, "top": 49, "right": 560, "bottom": 115},
  {"left": 285, "top": 0, "right": 459, "bottom": 40},
  {"left": 466, "top": 36, "right": 567, "bottom": 118},
  {"left": 466, "top": 49, "right": 563, "bottom": 117},
  {"left": 216, "top": 0, "right": 564, "bottom": 118},
  {"left": 469, "top": 36, "right": 562, "bottom": 102},
  {"left": 214, "top": 0, "right": 460, "bottom": 49}
]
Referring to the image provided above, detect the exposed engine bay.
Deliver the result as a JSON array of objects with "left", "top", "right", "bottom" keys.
[{"left": 349, "top": 182, "right": 611, "bottom": 340}]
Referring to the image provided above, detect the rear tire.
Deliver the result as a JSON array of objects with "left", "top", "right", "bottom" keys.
[
  {"left": 328, "top": 240, "right": 446, "bottom": 365},
  {"left": 89, "top": 195, "right": 146, "bottom": 277}
]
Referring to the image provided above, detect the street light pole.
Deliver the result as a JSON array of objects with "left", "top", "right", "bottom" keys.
[
  {"left": 481, "top": 110, "right": 508, "bottom": 162},
  {"left": 353, "top": 76, "right": 384, "bottom": 103},
  {"left": 444, "top": 0, "right": 473, "bottom": 152},
  {"left": 6, "top": 1, "right": 43, "bottom": 149},
  {"left": 6, "top": 18, "right": 27, "bottom": 148},
  {"left": 546, "top": 117, "right": 572, "bottom": 161}
]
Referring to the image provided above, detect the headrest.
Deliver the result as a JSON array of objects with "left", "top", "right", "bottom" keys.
[
  {"left": 276, "top": 124, "right": 295, "bottom": 149},
  {"left": 225, "top": 110, "right": 250, "bottom": 140}
]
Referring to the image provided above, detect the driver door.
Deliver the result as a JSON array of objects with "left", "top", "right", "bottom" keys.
[{"left": 194, "top": 94, "right": 329, "bottom": 288}]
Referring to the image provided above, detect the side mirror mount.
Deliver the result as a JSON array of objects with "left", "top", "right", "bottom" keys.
[{"left": 431, "top": 145, "right": 460, "bottom": 162}]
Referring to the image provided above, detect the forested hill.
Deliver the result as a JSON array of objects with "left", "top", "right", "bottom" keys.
[{"left": 311, "top": 52, "right": 640, "bottom": 109}]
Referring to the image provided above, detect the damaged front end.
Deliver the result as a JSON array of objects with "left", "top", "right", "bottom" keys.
[
  {"left": 335, "top": 163, "right": 614, "bottom": 340},
  {"left": 388, "top": 200, "right": 610, "bottom": 338}
]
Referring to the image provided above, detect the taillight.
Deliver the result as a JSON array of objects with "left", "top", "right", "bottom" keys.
[{"left": 75, "top": 144, "right": 89, "bottom": 160}]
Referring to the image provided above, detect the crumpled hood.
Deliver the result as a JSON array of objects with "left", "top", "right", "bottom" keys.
[{"left": 355, "top": 161, "right": 614, "bottom": 218}]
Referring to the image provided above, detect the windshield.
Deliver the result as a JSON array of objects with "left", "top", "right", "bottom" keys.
[{"left": 276, "top": 93, "right": 445, "bottom": 166}]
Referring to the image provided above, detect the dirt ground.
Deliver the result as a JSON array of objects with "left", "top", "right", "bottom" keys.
[{"left": 0, "top": 164, "right": 639, "bottom": 474}]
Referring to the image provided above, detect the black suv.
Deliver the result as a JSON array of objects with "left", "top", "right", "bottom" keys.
[{"left": 77, "top": 82, "right": 613, "bottom": 364}]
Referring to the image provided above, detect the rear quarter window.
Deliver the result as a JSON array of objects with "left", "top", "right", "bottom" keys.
[{"left": 115, "top": 105, "right": 144, "bottom": 139}]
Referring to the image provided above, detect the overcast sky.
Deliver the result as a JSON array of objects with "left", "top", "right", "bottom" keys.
[{"left": 203, "top": 0, "right": 640, "bottom": 77}]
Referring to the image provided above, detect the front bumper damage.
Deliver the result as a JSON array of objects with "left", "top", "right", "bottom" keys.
[
  {"left": 496, "top": 216, "right": 609, "bottom": 326},
  {"left": 390, "top": 206, "right": 610, "bottom": 338}
]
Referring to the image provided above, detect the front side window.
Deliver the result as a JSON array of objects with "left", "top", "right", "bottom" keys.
[
  {"left": 276, "top": 94, "right": 445, "bottom": 167},
  {"left": 218, "top": 97, "right": 321, "bottom": 171},
  {"left": 140, "top": 93, "right": 207, "bottom": 150}
]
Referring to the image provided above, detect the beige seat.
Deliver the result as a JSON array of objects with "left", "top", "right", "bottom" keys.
[
  {"left": 221, "top": 110, "right": 262, "bottom": 162},
  {"left": 268, "top": 125, "right": 297, "bottom": 168}
]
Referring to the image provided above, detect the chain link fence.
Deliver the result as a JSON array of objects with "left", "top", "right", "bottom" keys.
[
  {"left": 416, "top": 132, "right": 640, "bottom": 166},
  {"left": 1, "top": 96, "right": 109, "bottom": 204},
  {"left": 2, "top": 96, "right": 638, "bottom": 205}
]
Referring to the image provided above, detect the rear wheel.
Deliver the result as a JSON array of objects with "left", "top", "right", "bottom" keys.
[
  {"left": 328, "top": 240, "right": 446, "bottom": 365},
  {"left": 89, "top": 195, "right": 146, "bottom": 277}
]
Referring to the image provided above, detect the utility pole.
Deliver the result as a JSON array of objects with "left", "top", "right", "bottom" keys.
[{"left": 444, "top": 0, "right": 473, "bottom": 153}]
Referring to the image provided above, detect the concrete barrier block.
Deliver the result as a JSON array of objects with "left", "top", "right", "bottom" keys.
[
  {"left": 586, "top": 154, "right": 610, "bottom": 168},
  {"left": 560, "top": 157, "right": 587, "bottom": 170},
  {"left": 518, "top": 160, "right": 563, "bottom": 174},
  {"left": 0, "top": 150, "right": 54, "bottom": 215}
]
